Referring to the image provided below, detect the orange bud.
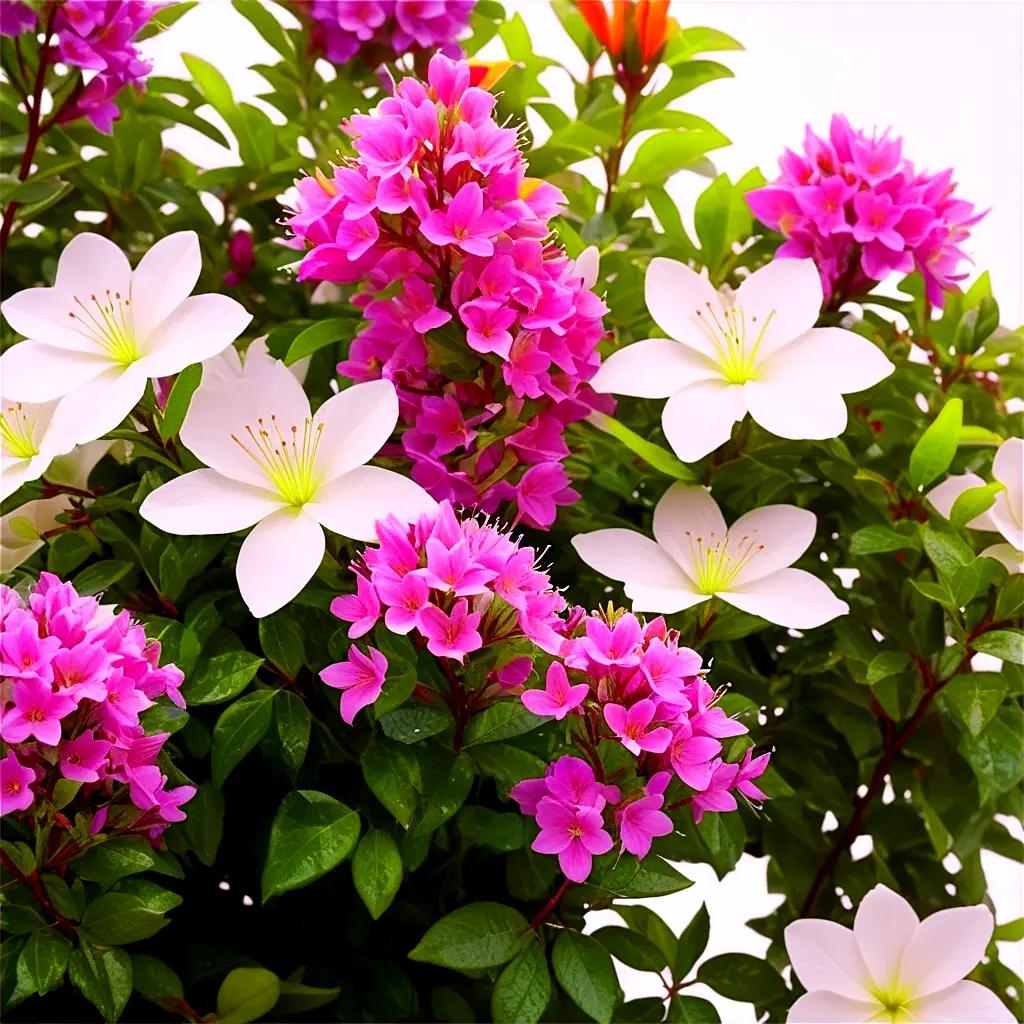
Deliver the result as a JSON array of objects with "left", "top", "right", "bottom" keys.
[
  {"left": 315, "top": 167, "right": 338, "bottom": 197},
  {"left": 608, "top": 0, "right": 629, "bottom": 56},
  {"left": 467, "top": 60, "right": 517, "bottom": 91},
  {"left": 639, "top": 0, "right": 669, "bottom": 63},
  {"left": 577, "top": 0, "right": 611, "bottom": 49}
]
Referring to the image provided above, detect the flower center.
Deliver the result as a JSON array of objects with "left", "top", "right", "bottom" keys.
[
  {"left": 27, "top": 709, "right": 45, "bottom": 723},
  {"left": 696, "top": 303, "right": 776, "bottom": 385},
  {"left": 567, "top": 824, "right": 583, "bottom": 839},
  {"left": 0, "top": 402, "right": 40, "bottom": 460},
  {"left": 5, "top": 781, "right": 21, "bottom": 794},
  {"left": 685, "top": 531, "right": 765, "bottom": 594},
  {"left": 67, "top": 288, "right": 140, "bottom": 366},
  {"left": 872, "top": 987, "right": 911, "bottom": 1022},
  {"left": 232, "top": 415, "right": 325, "bottom": 507}
]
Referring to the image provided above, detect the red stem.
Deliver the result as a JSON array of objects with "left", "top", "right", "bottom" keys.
[{"left": 528, "top": 877, "right": 572, "bottom": 931}]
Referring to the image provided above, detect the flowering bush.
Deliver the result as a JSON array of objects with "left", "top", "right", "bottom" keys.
[{"left": 0, "top": 3, "right": 1021, "bottom": 1024}]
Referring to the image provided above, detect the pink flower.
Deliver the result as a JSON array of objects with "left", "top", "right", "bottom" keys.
[
  {"left": 583, "top": 614, "right": 643, "bottom": 668},
  {"left": 354, "top": 120, "right": 418, "bottom": 179},
  {"left": 418, "top": 599, "right": 482, "bottom": 662},
  {"left": 52, "top": 641, "right": 113, "bottom": 702},
  {"left": 59, "top": 730, "right": 112, "bottom": 783},
  {"left": 126, "top": 764, "right": 196, "bottom": 825},
  {"left": 532, "top": 797, "right": 613, "bottom": 882},
  {"left": 459, "top": 299, "right": 517, "bottom": 357},
  {"left": 667, "top": 720, "right": 722, "bottom": 791},
  {"left": 321, "top": 645, "right": 389, "bottom": 725},
  {"left": 422, "top": 538, "right": 497, "bottom": 596},
  {"left": 420, "top": 182, "right": 509, "bottom": 257},
  {"left": 734, "top": 748, "right": 770, "bottom": 802},
  {"left": 0, "top": 610, "right": 61, "bottom": 682},
  {"left": 377, "top": 572, "right": 431, "bottom": 634},
  {"left": 603, "top": 699, "right": 672, "bottom": 756},
  {"left": 545, "top": 755, "right": 620, "bottom": 807},
  {"left": 617, "top": 772, "right": 674, "bottom": 858},
  {"left": 331, "top": 574, "right": 381, "bottom": 639},
  {"left": 496, "top": 656, "right": 533, "bottom": 689},
  {"left": 691, "top": 759, "right": 739, "bottom": 824},
  {"left": 509, "top": 776, "right": 549, "bottom": 816},
  {"left": 0, "top": 750, "right": 35, "bottom": 815},
  {"left": 852, "top": 191, "right": 903, "bottom": 249},
  {"left": 0, "top": 678, "right": 76, "bottom": 745},
  {"left": 521, "top": 663, "right": 589, "bottom": 721},
  {"left": 515, "top": 463, "right": 579, "bottom": 529}
]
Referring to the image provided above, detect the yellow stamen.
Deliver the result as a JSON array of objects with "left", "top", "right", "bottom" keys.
[
  {"left": 67, "top": 287, "right": 139, "bottom": 365},
  {"left": 231, "top": 414, "right": 325, "bottom": 507},
  {"left": 695, "top": 302, "right": 776, "bottom": 385}
]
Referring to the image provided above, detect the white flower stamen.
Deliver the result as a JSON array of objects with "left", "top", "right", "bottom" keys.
[
  {"left": 67, "top": 287, "right": 139, "bottom": 365},
  {"left": 231, "top": 414, "right": 325, "bottom": 507},
  {"left": 695, "top": 302, "right": 776, "bottom": 385},
  {"left": 685, "top": 530, "right": 765, "bottom": 593},
  {"left": 0, "top": 402, "right": 40, "bottom": 460}
]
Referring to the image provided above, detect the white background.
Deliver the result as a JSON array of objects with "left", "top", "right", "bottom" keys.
[{"left": 146, "top": 3, "right": 1024, "bottom": 1020}]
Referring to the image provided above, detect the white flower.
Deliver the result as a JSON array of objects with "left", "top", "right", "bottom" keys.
[
  {"left": 785, "top": 884, "right": 1013, "bottom": 1023},
  {"left": 573, "top": 246, "right": 600, "bottom": 290},
  {"left": 590, "top": 257, "right": 894, "bottom": 462},
  {"left": 0, "top": 231, "right": 251, "bottom": 447},
  {"left": 203, "top": 336, "right": 310, "bottom": 386},
  {"left": 139, "top": 358, "right": 437, "bottom": 617},
  {"left": 928, "top": 437, "right": 1023, "bottom": 574},
  {"left": 1, "top": 397, "right": 72, "bottom": 501},
  {"left": 572, "top": 482, "right": 848, "bottom": 629}
]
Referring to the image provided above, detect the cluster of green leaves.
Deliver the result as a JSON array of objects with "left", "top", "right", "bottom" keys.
[{"left": 2, "top": 1, "right": 1022, "bottom": 1023}]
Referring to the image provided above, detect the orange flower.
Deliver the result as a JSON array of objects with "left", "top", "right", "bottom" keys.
[
  {"left": 577, "top": 0, "right": 672, "bottom": 69},
  {"left": 467, "top": 60, "right": 518, "bottom": 91}
]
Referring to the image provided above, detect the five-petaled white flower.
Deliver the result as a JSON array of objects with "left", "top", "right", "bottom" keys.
[
  {"left": 139, "top": 358, "right": 437, "bottom": 617},
  {"left": 590, "top": 257, "right": 894, "bottom": 462},
  {"left": 0, "top": 231, "right": 251, "bottom": 447},
  {"left": 785, "top": 884, "right": 1013, "bottom": 1023},
  {"left": 0, "top": 397, "right": 71, "bottom": 501},
  {"left": 572, "top": 482, "right": 848, "bottom": 629},
  {"left": 928, "top": 436, "right": 1023, "bottom": 574}
]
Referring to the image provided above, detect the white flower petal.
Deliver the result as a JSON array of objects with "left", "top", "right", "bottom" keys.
[
  {"left": 992, "top": 437, "right": 1022, "bottom": 495},
  {"left": 979, "top": 542, "right": 1023, "bottom": 574},
  {"left": 787, "top": 990, "right": 879, "bottom": 1023},
  {"left": 574, "top": 246, "right": 600, "bottom": 290},
  {"left": 784, "top": 919, "right": 873, "bottom": 1002},
  {"left": 0, "top": 341, "right": 110, "bottom": 402},
  {"left": 904, "top": 981, "right": 1015, "bottom": 1023},
  {"left": 572, "top": 527, "right": 693, "bottom": 589},
  {"left": 307, "top": 466, "right": 437, "bottom": 542},
  {"left": 722, "top": 567, "right": 849, "bottom": 628},
  {"left": 745, "top": 378, "right": 849, "bottom": 441},
  {"left": 988, "top": 492, "right": 1024, "bottom": 551},
  {"left": 853, "top": 885, "right": 919, "bottom": 993},
  {"left": 139, "top": 469, "right": 284, "bottom": 536},
  {"left": 764, "top": 327, "right": 895, "bottom": 393},
  {"left": 46, "top": 438, "right": 115, "bottom": 489},
  {"left": 130, "top": 231, "right": 202, "bottom": 340},
  {"left": 235, "top": 507, "right": 325, "bottom": 618},
  {"left": 662, "top": 380, "right": 747, "bottom": 463},
  {"left": 590, "top": 339, "right": 720, "bottom": 399},
  {"left": 53, "top": 232, "right": 131, "bottom": 296},
  {"left": 0, "top": 458, "right": 40, "bottom": 501},
  {"left": 626, "top": 582, "right": 709, "bottom": 615},
  {"left": 927, "top": 473, "right": 995, "bottom": 528},
  {"left": 727, "top": 504, "right": 817, "bottom": 585},
  {"left": 734, "top": 258, "right": 822, "bottom": 360},
  {"left": 314, "top": 379, "right": 400, "bottom": 481},
  {"left": 652, "top": 483, "right": 727, "bottom": 578},
  {"left": 645, "top": 257, "right": 727, "bottom": 359},
  {"left": 49, "top": 367, "right": 148, "bottom": 447},
  {"left": 136, "top": 294, "right": 251, "bottom": 375},
  {"left": 0, "top": 286, "right": 100, "bottom": 351},
  {"left": 897, "top": 905, "right": 993, "bottom": 998}
]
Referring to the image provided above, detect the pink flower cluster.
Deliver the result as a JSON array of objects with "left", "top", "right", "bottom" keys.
[
  {"left": 323, "top": 500, "right": 569, "bottom": 723},
  {"left": 1, "top": 1, "right": 158, "bottom": 132},
  {"left": 301, "top": 0, "right": 474, "bottom": 65},
  {"left": 283, "top": 54, "right": 608, "bottom": 528},
  {"left": 510, "top": 612, "right": 770, "bottom": 881},
  {"left": 0, "top": 575, "right": 194, "bottom": 835},
  {"left": 746, "top": 114, "right": 983, "bottom": 307}
]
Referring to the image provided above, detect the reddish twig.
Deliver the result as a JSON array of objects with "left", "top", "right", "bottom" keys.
[{"left": 528, "top": 877, "right": 572, "bottom": 931}]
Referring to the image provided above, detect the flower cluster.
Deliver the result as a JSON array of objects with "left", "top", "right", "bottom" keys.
[
  {"left": 301, "top": 0, "right": 474, "bottom": 66},
  {"left": 283, "top": 54, "right": 608, "bottom": 527},
  {"left": 0, "top": 574, "right": 194, "bottom": 835},
  {"left": 510, "top": 610, "right": 770, "bottom": 881},
  {"left": 746, "top": 114, "right": 983, "bottom": 307},
  {"left": 1, "top": 1, "right": 158, "bottom": 132},
  {"left": 324, "top": 500, "right": 569, "bottom": 722}
]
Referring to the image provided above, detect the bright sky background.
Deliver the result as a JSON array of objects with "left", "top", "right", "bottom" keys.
[{"left": 145, "top": 2, "right": 1024, "bottom": 1017}]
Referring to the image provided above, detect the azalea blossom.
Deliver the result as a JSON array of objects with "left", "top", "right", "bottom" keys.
[
  {"left": 320, "top": 645, "right": 389, "bottom": 725},
  {"left": 928, "top": 437, "right": 1023, "bottom": 574},
  {"left": 0, "top": 232, "right": 251, "bottom": 447},
  {"left": 572, "top": 483, "right": 849, "bottom": 629},
  {"left": 590, "top": 257, "right": 894, "bottom": 462},
  {"left": 520, "top": 662, "right": 589, "bottom": 721},
  {"left": 786, "top": 884, "right": 1013, "bottom": 1022},
  {"left": 139, "top": 359, "right": 436, "bottom": 617},
  {"left": 1, "top": 397, "right": 73, "bottom": 500}
]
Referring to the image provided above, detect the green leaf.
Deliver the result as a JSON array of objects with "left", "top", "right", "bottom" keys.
[
  {"left": 693, "top": 172, "right": 752, "bottom": 278},
  {"left": 667, "top": 994, "right": 721, "bottom": 1022},
  {"left": 379, "top": 704, "right": 450, "bottom": 744},
  {"left": 411, "top": 751, "right": 473, "bottom": 838},
  {"left": 409, "top": 902, "right": 531, "bottom": 970},
  {"left": 132, "top": 954, "right": 183, "bottom": 1001},
  {"left": 77, "top": 837, "right": 169, "bottom": 888},
  {"left": 285, "top": 318, "right": 351, "bottom": 365},
  {"left": 187, "top": 651, "right": 264, "bottom": 705},
  {"left": 492, "top": 942, "right": 551, "bottom": 1024},
  {"left": 622, "top": 127, "right": 729, "bottom": 185},
  {"left": 10, "top": 177, "right": 66, "bottom": 204},
  {"left": 69, "top": 942, "right": 132, "bottom": 1023},
  {"left": 552, "top": 931, "right": 622, "bottom": 1024},
  {"left": 18, "top": 929, "right": 71, "bottom": 997},
  {"left": 922, "top": 525, "right": 974, "bottom": 585},
  {"left": 274, "top": 691, "right": 311, "bottom": 778},
  {"left": 865, "top": 651, "right": 909, "bottom": 685},
  {"left": 260, "top": 612, "right": 304, "bottom": 678},
  {"left": 592, "top": 926, "right": 668, "bottom": 973},
  {"left": 158, "top": 363, "right": 202, "bottom": 440},
  {"left": 973, "top": 630, "right": 1024, "bottom": 665},
  {"left": 995, "top": 918, "right": 1024, "bottom": 942},
  {"left": 696, "top": 953, "right": 786, "bottom": 1002},
  {"left": 590, "top": 413, "right": 697, "bottom": 480},
  {"left": 72, "top": 560, "right": 133, "bottom": 596},
  {"left": 211, "top": 689, "right": 275, "bottom": 786},
  {"left": 230, "top": 0, "right": 294, "bottom": 58},
  {"left": 464, "top": 701, "right": 544, "bottom": 745},
  {"left": 217, "top": 966, "right": 281, "bottom": 1024},
  {"left": 944, "top": 673, "right": 1008, "bottom": 736},
  {"left": 593, "top": 856, "right": 693, "bottom": 898},
  {"left": 909, "top": 398, "right": 963, "bottom": 488},
  {"left": 960, "top": 712, "right": 1024, "bottom": 803},
  {"left": 362, "top": 734, "right": 421, "bottom": 827},
  {"left": 949, "top": 482, "right": 1003, "bottom": 527},
  {"left": 674, "top": 903, "right": 710, "bottom": 981},
  {"left": 850, "top": 525, "right": 919, "bottom": 556},
  {"left": 262, "top": 790, "right": 360, "bottom": 901},
  {"left": 80, "top": 893, "right": 169, "bottom": 945},
  {"left": 352, "top": 829, "right": 403, "bottom": 920},
  {"left": 181, "top": 783, "right": 224, "bottom": 866},
  {"left": 275, "top": 980, "right": 342, "bottom": 1015}
]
